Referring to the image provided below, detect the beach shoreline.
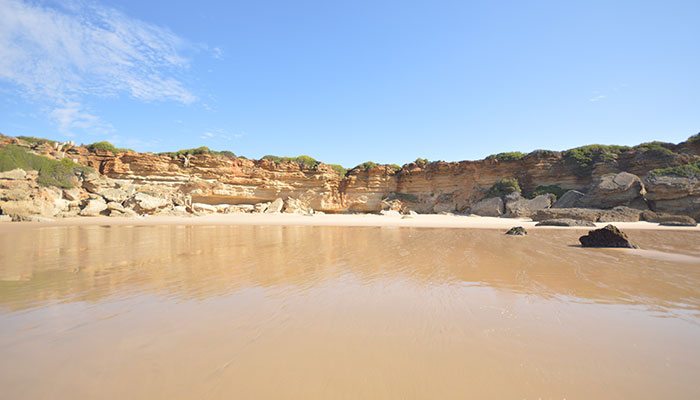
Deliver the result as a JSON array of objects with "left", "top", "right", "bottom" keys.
[{"left": 1, "top": 213, "right": 698, "bottom": 233}]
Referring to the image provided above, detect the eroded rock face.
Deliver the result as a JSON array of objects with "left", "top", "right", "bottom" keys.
[
  {"left": 504, "top": 193, "right": 555, "bottom": 218},
  {"left": 579, "top": 172, "right": 646, "bottom": 209},
  {"left": 553, "top": 190, "right": 585, "bottom": 208},
  {"left": 468, "top": 197, "right": 504, "bottom": 217},
  {"left": 579, "top": 225, "right": 638, "bottom": 248},
  {"left": 644, "top": 175, "right": 700, "bottom": 220}
]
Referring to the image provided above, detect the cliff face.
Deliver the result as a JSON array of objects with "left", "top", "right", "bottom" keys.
[
  {"left": 64, "top": 139, "right": 697, "bottom": 215},
  {"left": 1, "top": 134, "right": 699, "bottom": 221}
]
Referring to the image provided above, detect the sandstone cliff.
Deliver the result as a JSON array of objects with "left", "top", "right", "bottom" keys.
[{"left": 1, "top": 133, "right": 699, "bottom": 221}]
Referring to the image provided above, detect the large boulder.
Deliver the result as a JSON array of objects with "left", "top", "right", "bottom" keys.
[
  {"left": 63, "top": 188, "right": 82, "bottom": 201},
  {"left": 644, "top": 175, "right": 700, "bottom": 201},
  {"left": 0, "top": 199, "right": 55, "bottom": 221},
  {"left": 505, "top": 226, "right": 527, "bottom": 235},
  {"left": 128, "top": 192, "right": 171, "bottom": 214},
  {"left": 468, "top": 197, "right": 504, "bottom": 217},
  {"left": 0, "top": 169, "right": 27, "bottom": 180},
  {"left": 652, "top": 197, "right": 700, "bottom": 221},
  {"left": 96, "top": 188, "right": 129, "bottom": 203},
  {"left": 579, "top": 172, "right": 645, "bottom": 209},
  {"left": 504, "top": 193, "right": 555, "bottom": 218},
  {"left": 553, "top": 190, "right": 585, "bottom": 208},
  {"left": 266, "top": 198, "right": 284, "bottom": 213},
  {"left": 79, "top": 198, "right": 108, "bottom": 216},
  {"left": 579, "top": 225, "right": 638, "bottom": 248}
]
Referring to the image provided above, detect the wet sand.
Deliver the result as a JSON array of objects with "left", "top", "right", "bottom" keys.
[{"left": 1, "top": 222, "right": 700, "bottom": 399}]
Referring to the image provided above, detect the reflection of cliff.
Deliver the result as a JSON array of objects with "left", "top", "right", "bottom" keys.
[{"left": 1, "top": 226, "right": 699, "bottom": 312}]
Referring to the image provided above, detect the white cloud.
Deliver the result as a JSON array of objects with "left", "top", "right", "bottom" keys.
[
  {"left": 48, "top": 101, "right": 113, "bottom": 136},
  {"left": 0, "top": 0, "right": 197, "bottom": 134},
  {"left": 589, "top": 95, "right": 606, "bottom": 102}
]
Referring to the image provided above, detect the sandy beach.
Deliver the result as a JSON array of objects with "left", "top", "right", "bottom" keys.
[{"left": 1, "top": 213, "right": 698, "bottom": 233}]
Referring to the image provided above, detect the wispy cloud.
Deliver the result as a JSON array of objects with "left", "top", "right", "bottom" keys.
[
  {"left": 0, "top": 0, "right": 197, "bottom": 134},
  {"left": 199, "top": 129, "right": 245, "bottom": 140},
  {"left": 48, "top": 101, "right": 113, "bottom": 136},
  {"left": 589, "top": 95, "right": 606, "bottom": 102}
]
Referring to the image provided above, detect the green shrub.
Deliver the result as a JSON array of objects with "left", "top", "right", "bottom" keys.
[
  {"left": 562, "top": 144, "right": 631, "bottom": 172},
  {"left": 166, "top": 146, "right": 212, "bottom": 158},
  {"left": 327, "top": 164, "right": 347, "bottom": 176},
  {"left": 0, "top": 144, "right": 92, "bottom": 188},
  {"left": 262, "top": 155, "right": 320, "bottom": 168},
  {"left": 634, "top": 141, "right": 677, "bottom": 157},
  {"left": 415, "top": 158, "right": 429, "bottom": 164},
  {"left": 486, "top": 152, "right": 525, "bottom": 161},
  {"left": 649, "top": 160, "right": 700, "bottom": 179},
  {"left": 687, "top": 133, "right": 700, "bottom": 143},
  {"left": 389, "top": 164, "right": 401, "bottom": 171},
  {"left": 525, "top": 185, "right": 568, "bottom": 200},
  {"left": 17, "top": 136, "right": 58, "bottom": 147},
  {"left": 487, "top": 178, "right": 521, "bottom": 198},
  {"left": 353, "top": 161, "right": 378, "bottom": 171},
  {"left": 87, "top": 141, "right": 134, "bottom": 153},
  {"left": 528, "top": 150, "right": 559, "bottom": 158}
]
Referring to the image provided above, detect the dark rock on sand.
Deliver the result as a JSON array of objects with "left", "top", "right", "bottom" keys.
[
  {"left": 659, "top": 220, "right": 698, "bottom": 227},
  {"left": 505, "top": 226, "right": 527, "bottom": 235},
  {"left": 579, "top": 225, "right": 638, "bottom": 248},
  {"left": 535, "top": 218, "right": 596, "bottom": 227}
]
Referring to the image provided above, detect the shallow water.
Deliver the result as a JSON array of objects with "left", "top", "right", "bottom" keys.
[{"left": 1, "top": 225, "right": 700, "bottom": 399}]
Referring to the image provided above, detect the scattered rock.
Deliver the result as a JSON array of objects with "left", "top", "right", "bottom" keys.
[
  {"left": 0, "top": 214, "right": 11, "bottom": 222},
  {"left": 579, "top": 224, "right": 638, "bottom": 248},
  {"left": 254, "top": 202, "right": 270, "bottom": 213},
  {"left": 505, "top": 226, "right": 527, "bottom": 235},
  {"left": 266, "top": 198, "right": 284, "bottom": 213},
  {"left": 535, "top": 218, "right": 596, "bottom": 227},
  {"left": 0, "top": 169, "right": 27, "bottom": 180},
  {"left": 553, "top": 190, "right": 585, "bottom": 208},
  {"left": 468, "top": 197, "right": 504, "bottom": 217}
]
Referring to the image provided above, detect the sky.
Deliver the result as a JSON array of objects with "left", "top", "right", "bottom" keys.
[{"left": 1, "top": 0, "right": 699, "bottom": 167}]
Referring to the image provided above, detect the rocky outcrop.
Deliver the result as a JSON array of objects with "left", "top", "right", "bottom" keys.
[
  {"left": 644, "top": 175, "right": 700, "bottom": 220},
  {"left": 579, "top": 225, "right": 638, "bottom": 248},
  {"left": 533, "top": 206, "right": 642, "bottom": 222},
  {"left": 535, "top": 218, "right": 596, "bottom": 227},
  {"left": 468, "top": 197, "right": 504, "bottom": 217},
  {"left": 1, "top": 134, "right": 699, "bottom": 222},
  {"left": 553, "top": 190, "right": 585, "bottom": 208},
  {"left": 579, "top": 172, "right": 646, "bottom": 209},
  {"left": 504, "top": 193, "right": 555, "bottom": 218}
]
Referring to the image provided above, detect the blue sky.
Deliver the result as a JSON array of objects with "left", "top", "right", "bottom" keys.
[{"left": 1, "top": 0, "right": 698, "bottom": 167}]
